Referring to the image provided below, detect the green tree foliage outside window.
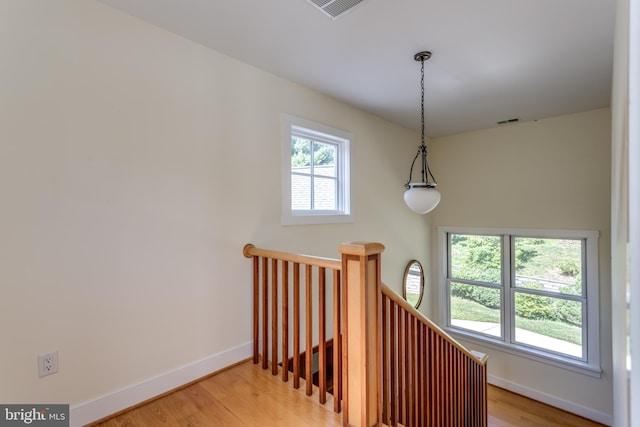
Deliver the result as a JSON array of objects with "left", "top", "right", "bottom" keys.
[
  {"left": 450, "top": 234, "right": 583, "bottom": 325},
  {"left": 291, "top": 137, "right": 335, "bottom": 167}
]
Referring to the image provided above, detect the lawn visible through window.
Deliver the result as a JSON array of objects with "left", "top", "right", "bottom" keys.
[
  {"left": 513, "top": 293, "right": 583, "bottom": 358},
  {"left": 450, "top": 283, "right": 501, "bottom": 337}
]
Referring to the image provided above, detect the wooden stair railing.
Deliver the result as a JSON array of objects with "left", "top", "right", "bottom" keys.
[
  {"left": 381, "top": 284, "right": 488, "bottom": 427},
  {"left": 243, "top": 242, "right": 488, "bottom": 427},
  {"left": 242, "top": 244, "right": 343, "bottom": 413}
]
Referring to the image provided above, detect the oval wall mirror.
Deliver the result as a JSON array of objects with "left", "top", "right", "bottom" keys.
[{"left": 403, "top": 260, "right": 424, "bottom": 309}]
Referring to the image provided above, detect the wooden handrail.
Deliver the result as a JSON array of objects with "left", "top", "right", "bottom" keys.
[
  {"left": 243, "top": 244, "right": 342, "bottom": 270},
  {"left": 381, "top": 283, "right": 488, "bottom": 366}
]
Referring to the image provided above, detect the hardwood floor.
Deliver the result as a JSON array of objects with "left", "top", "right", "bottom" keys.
[
  {"left": 92, "top": 360, "right": 605, "bottom": 426},
  {"left": 487, "top": 385, "right": 604, "bottom": 427},
  {"left": 92, "top": 360, "right": 342, "bottom": 427}
]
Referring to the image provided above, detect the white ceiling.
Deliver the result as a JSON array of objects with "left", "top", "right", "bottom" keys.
[{"left": 97, "top": 0, "right": 615, "bottom": 137}]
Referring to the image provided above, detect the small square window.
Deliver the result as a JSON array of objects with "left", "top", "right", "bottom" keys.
[{"left": 281, "top": 114, "right": 353, "bottom": 225}]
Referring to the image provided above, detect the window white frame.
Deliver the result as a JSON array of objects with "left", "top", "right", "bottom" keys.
[
  {"left": 281, "top": 114, "right": 353, "bottom": 225},
  {"left": 438, "top": 226, "right": 601, "bottom": 377}
]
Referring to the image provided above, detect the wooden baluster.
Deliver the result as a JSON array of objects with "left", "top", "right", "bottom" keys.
[
  {"left": 446, "top": 343, "right": 452, "bottom": 425},
  {"left": 481, "top": 364, "right": 486, "bottom": 426},
  {"left": 333, "top": 269, "right": 342, "bottom": 413},
  {"left": 482, "top": 364, "right": 488, "bottom": 426},
  {"left": 341, "top": 264, "right": 349, "bottom": 424},
  {"left": 472, "top": 363, "right": 477, "bottom": 425},
  {"left": 417, "top": 323, "right": 423, "bottom": 427},
  {"left": 272, "top": 258, "right": 278, "bottom": 376},
  {"left": 406, "top": 315, "right": 412, "bottom": 427},
  {"left": 252, "top": 256, "right": 259, "bottom": 364},
  {"left": 282, "top": 261, "right": 289, "bottom": 382},
  {"left": 412, "top": 316, "right": 418, "bottom": 427},
  {"left": 427, "top": 328, "right": 433, "bottom": 427},
  {"left": 405, "top": 310, "right": 412, "bottom": 427},
  {"left": 381, "top": 294, "right": 389, "bottom": 425},
  {"left": 420, "top": 325, "right": 428, "bottom": 426},
  {"left": 460, "top": 355, "right": 465, "bottom": 426},
  {"left": 293, "top": 262, "right": 301, "bottom": 389},
  {"left": 456, "top": 350, "right": 460, "bottom": 425},
  {"left": 453, "top": 350, "right": 458, "bottom": 426},
  {"left": 443, "top": 342, "right": 448, "bottom": 425},
  {"left": 463, "top": 356, "right": 468, "bottom": 426},
  {"left": 262, "top": 257, "right": 268, "bottom": 370},
  {"left": 389, "top": 301, "right": 397, "bottom": 426},
  {"left": 442, "top": 342, "right": 446, "bottom": 426},
  {"left": 456, "top": 350, "right": 461, "bottom": 426},
  {"left": 482, "top": 364, "right": 487, "bottom": 425},
  {"left": 436, "top": 335, "right": 441, "bottom": 426},
  {"left": 440, "top": 337, "right": 445, "bottom": 426},
  {"left": 438, "top": 335, "right": 444, "bottom": 425},
  {"left": 319, "top": 267, "right": 327, "bottom": 404},
  {"left": 397, "top": 306, "right": 405, "bottom": 425},
  {"left": 476, "top": 363, "right": 480, "bottom": 425},
  {"left": 463, "top": 353, "right": 469, "bottom": 426},
  {"left": 463, "top": 353, "right": 468, "bottom": 427},
  {"left": 462, "top": 358, "right": 467, "bottom": 426},
  {"left": 432, "top": 331, "right": 439, "bottom": 426},
  {"left": 305, "top": 264, "right": 313, "bottom": 396}
]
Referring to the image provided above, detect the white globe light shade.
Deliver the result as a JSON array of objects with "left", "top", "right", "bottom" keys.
[{"left": 404, "top": 186, "right": 441, "bottom": 214}]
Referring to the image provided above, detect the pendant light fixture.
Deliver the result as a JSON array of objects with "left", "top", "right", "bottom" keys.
[{"left": 404, "top": 51, "right": 441, "bottom": 214}]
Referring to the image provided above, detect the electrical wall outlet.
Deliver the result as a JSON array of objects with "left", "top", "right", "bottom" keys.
[{"left": 38, "top": 351, "right": 58, "bottom": 377}]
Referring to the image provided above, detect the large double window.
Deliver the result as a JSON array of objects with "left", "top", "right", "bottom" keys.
[
  {"left": 439, "top": 227, "right": 600, "bottom": 376},
  {"left": 281, "top": 114, "right": 352, "bottom": 225}
]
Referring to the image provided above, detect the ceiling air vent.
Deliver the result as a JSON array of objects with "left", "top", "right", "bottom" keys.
[
  {"left": 306, "top": 0, "right": 367, "bottom": 19},
  {"left": 497, "top": 118, "right": 520, "bottom": 125}
]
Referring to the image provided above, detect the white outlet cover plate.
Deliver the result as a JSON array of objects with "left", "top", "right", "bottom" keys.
[{"left": 38, "top": 351, "right": 58, "bottom": 377}]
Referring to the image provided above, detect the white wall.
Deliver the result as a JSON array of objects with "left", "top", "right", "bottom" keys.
[
  {"left": 0, "top": 0, "right": 429, "bottom": 422},
  {"left": 429, "top": 108, "right": 613, "bottom": 423}
]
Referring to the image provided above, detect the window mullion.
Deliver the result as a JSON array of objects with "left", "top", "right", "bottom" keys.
[
  {"left": 513, "top": 286, "right": 586, "bottom": 302},
  {"left": 503, "top": 234, "right": 513, "bottom": 343},
  {"left": 446, "top": 278, "right": 502, "bottom": 288},
  {"left": 309, "top": 141, "right": 315, "bottom": 210},
  {"left": 335, "top": 145, "right": 342, "bottom": 211},
  {"left": 445, "top": 233, "right": 453, "bottom": 327}
]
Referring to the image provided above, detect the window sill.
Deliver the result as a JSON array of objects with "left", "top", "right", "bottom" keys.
[
  {"left": 445, "top": 326, "right": 602, "bottom": 378},
  {"left": 281, "top": 212, "right": 355, "bottom": 226}
]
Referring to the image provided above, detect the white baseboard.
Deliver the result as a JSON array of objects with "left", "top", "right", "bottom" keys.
[
  {"left": 70, "top": 342, "right": 252, "bottom": 427},
  {"left": 488, "top": 374, "right": 613, "bottom": 426}
]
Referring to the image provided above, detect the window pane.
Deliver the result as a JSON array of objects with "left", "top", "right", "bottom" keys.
[
  {"left": 313, "top": 177, "right": 336, "bottom": 210},
  {"left": 514, "top": 237, "right": 583, "bottom": 296},
  {"left": 291, "top": 137, "right": 311, "bottom": 167},
  {"left": 291, "top": 174, "right": 310, "bottom": 210},
  {"left": 450, "top": 234, "right": 502, "bottom": 284},
  {"left": 513, "top": 292, "right": 583, "bottom": 358},
  {"left": 313, "top": 142, "right": 336, "bottom": 177},
  {"left": 450, "top": 282, "right": 501, "bottom": 337}
]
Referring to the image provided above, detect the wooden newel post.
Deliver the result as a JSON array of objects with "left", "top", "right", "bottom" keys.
[{"left": 339, "top": 242, "right": 385, "bottom": 427}]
